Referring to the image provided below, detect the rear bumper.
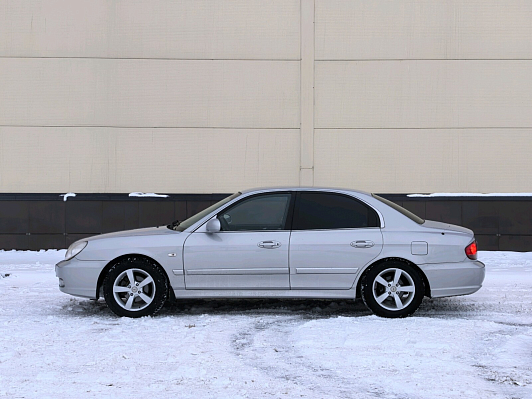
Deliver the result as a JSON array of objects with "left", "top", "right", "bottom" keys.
[
  {"left": 55, "top": 258, "right": 107, "bottom": 299},
  {"left": 421, "top": 260, "right": 485, "bottom": 298}
]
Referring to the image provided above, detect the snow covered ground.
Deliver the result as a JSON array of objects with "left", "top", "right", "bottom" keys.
[{"left": 0, "top": 251, "right": 531, "bottom": 399}]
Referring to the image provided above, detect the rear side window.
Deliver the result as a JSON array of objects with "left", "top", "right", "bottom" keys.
[{"left": 293, "top": 192, "right": 380, "bottom": 230}]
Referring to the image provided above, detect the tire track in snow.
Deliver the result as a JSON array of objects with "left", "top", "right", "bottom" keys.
[
  {"left": 472, "top": 324, "right": 532, "bottom": 398},
  {"left": 230, "top": 315, "right": 419, "bottom": 399}
]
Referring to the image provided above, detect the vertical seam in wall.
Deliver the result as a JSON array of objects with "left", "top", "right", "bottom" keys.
[
  {"left": 299, "top": 0, "right": 315, "bottom": 186},
  {"left": 64, "top": 200, "right": 67, "bottom": 245},
  {"left": 312, "top": 0, "right": 316, "bottom": 183},
  {"left": 299, "top": 0, "right": 303, "bottom": 183},
  {"left": 496, "top": 199, "right": 501, "bottom": 251}
]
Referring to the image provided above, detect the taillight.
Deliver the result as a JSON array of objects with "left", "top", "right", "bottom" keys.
[{"left": 465, "top": 240, "right": 478, "bottom": 260}]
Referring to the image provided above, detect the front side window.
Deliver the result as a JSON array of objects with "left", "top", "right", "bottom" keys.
[
  {"left": 218, "top": 193, "right": 292, "bottom": 231},
  {"left": 293, "top": 192, "right": 380, "bottom": 230}
]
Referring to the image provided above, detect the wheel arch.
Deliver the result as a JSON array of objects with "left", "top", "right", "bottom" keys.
[
  {"left": 355, "top": 257, "right": 431, "bottom": 299},
  {"left": 96, "top": 254, "right": 174, "bottom": 301}
]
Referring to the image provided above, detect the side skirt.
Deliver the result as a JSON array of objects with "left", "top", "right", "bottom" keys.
[{"left": 172, "top": 289, "right": 356, "bottom": 300}]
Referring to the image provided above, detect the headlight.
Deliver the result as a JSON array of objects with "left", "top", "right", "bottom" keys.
[{"left": 65, "top": 241, "right": 88, "bottom": 260}]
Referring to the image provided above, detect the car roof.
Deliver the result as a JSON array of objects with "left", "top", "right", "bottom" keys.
[{"left": 240, "top": 186, "right": 372, "bottom": 196}]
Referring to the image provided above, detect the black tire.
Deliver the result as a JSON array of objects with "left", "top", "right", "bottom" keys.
[
  {"left": 361, "top": 261, "right": 424, "bottom": 318},
  {"left": 103, "top": 257, "right": 168, "bottom": 318}
]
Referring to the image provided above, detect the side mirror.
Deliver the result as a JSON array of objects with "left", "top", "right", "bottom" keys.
[{"left": 205, "top": 218, "right": 221, "bottom": 233}]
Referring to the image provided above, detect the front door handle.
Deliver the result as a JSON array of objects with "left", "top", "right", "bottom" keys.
[
  {"left": 351, "top": 240, "right": 375, "bottom": 248},
  {"left": 258, "top": 240, "right": 281, "bottom": 249}
]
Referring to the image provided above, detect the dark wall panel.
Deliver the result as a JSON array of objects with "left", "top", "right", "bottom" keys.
[
  {"left": 499, "top": 201, "right": 532, "bottom": 235},
  {"left": 499, "top": 235, "right": 532, "bottom": 252},
  {"left": 0, "top": 194, "right": 530, "bottom": 251},
  {"left": 0, "top": 234, "right": 30, "bottom": 250},
  {"left": 124, "top": 202, "right": 140, "bottom": 231},
  {"left": 425, "top": 201, "right": 462, "bottom": 226},
  {"left": 174, "top": 201, "right": 187, "bottom": 222},
  {"left": 139, "top": 202, "right": 175, "bottom": 228},
  {"left": 102, "top": 201, "right": 139, "bottom": 233},
  {"left": 0, "top": 201, "right": 29, "bottom": 233},
  {"left": 475, "top": 234, "right": 499, "bottom": 251},
  {"left": 29, "top": 201, "right": 65, "bottom": 234},
  {"left": 29, "top": 234, "right": 66, "bottom": 251},
  {"left": 66, "top": 201, "right": 102, "bottom": 234},
  {"left": 462, "top": 201, "right": 499, "bottom": 235},
  {"left": 402, "top": 201, "right": 426, "bottom": 219},
  {"left": 102, "top": 201, "right": 126, "bottom": 233}
]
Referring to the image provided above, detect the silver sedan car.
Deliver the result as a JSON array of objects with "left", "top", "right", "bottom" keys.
[{"left": 56, "top": 187, "right": 485, "bottom": 318}]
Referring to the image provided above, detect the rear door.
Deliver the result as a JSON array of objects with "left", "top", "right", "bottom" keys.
[{"left": 289, "top": 192, "right": 383, "bottom": 289}]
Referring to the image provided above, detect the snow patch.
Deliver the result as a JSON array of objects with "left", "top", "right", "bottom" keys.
[
  {"left": 0, "top": 250, "right": 530, "bottom": 398},
  {"left": 128, "top": 192, "right": 169, "bottom": 198},
  {"left": 59, "top": 192, "right": 76, "bottom": 201}
]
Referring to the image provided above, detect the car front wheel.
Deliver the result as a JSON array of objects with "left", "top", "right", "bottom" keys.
[
  {"left": 361, "top": 261, "right": 424, "bottom": 318},
  {"left": 103, "top": 257, "right": 168, "bottom": 318}
]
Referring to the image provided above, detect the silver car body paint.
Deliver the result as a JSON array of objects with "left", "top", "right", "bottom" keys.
[{"left": 56, "top": 187, "right": 485, "bottom": 301}]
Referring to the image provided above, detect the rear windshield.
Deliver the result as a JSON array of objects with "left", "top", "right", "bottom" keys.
[{"left": 371, "top": 194, "right": 425, "bottom": 225}]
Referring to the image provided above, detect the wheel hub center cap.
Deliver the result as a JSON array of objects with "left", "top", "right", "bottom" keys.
[
  {"left": 131, "top": 286, "right": 138, "bottom": 293},
  {"left": 390, "top": 286, "right": 397, "bottom": 292}
]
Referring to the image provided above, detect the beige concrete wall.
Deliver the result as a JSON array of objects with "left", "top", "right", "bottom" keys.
[
  {"left": 0, "top": 128, "right": 300, "bottom": 193},
  {"left": 1, "top": 0, "right": 532, "bottom": 194},
  {"left": 313, "top": 0, "right": 532, "bottom": 193},
  {"left": 0, "top": 0, "right": 300, "bottom": 59},
  {"left": 316, "top": 0, "right": 532, "bottom": 60},
  {"left": 0, "top": 59, "right": 299, "bottom": 128},
  {"left": 0, "top": 0, "right": 301, "bottom": 193},
  {"left": 315, "top": 60, "right": 532, "bottom": 129},
  {"left": 314, "top": 129, "right": 532, "bottom": 193}
]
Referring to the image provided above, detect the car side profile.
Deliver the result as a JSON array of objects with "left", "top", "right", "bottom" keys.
[{"left": 56, "top": 187, "right": 485, "bottom": 318}]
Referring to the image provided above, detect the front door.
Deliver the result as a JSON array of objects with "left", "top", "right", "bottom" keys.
[
  {"left": 289, "top": 192, "right": 383, "bottom": 290},
  {"left": 183, "top": 192, "right": 293, "bottom": 289}
]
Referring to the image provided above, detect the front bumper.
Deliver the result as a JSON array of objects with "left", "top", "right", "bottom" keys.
[
  {"left": 421, "top": 260, "right": 486, "bottom": 298},
  {"left": 55, "top": 258, "right": 108, "bottom": 299}
]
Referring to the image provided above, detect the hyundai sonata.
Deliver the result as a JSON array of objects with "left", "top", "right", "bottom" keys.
[{"left": 56, "top": 188, "right": 485, "bottom": 318}]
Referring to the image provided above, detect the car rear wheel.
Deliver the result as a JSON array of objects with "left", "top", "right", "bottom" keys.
[
  {"left": 361, "top": 261, "right": 424, "bottom": 318},
  {"left": 103, "top": 257, "right": 168, "bottom": 318}
]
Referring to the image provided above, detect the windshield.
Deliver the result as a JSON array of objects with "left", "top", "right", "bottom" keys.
[
  {"left": 169, "top": 192, "right": 241, "bottom": 231},
  {"left": 371, "top": 194, "right": 425, "bottom": 224}
]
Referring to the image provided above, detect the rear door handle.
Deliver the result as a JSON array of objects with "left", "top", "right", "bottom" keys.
[
  {"left": 258, "top": 240, "right": 281, "bottom": 249},
  {"left": 351, "top": 240, "right": 375, "bottom": 248}
]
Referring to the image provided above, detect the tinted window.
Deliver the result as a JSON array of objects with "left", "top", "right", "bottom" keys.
[
  {"left": 293, "top": 192, "right": 380, "bottom": 230},
  {"left": 219, "top": 193, "right": 292, "bottom": 231}
]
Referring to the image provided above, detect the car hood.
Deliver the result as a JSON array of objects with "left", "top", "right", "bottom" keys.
[
  {"left": 422, "top": 220, "right": 473, "bottom": 236},
  {"left": 84, "top": 226, "right": 178, "bottom": 242}
]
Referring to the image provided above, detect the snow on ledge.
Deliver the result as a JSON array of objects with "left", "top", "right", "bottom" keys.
[
  {"left": 60, "top": 192, "right": 76, "bottom": 201},
  {"left": 407, "top": 193, "right": 532, "bottom": 198},
  {"left": 129, "top": 192, "right": 169, "bottom": 198}
]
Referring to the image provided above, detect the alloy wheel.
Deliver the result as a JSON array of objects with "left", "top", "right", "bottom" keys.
[
  {"left": 372, "top": 267, "right": 416, "bottom": 311},
  {"left": 112, "top": 268, "right": 156, "bottom": 311}
]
